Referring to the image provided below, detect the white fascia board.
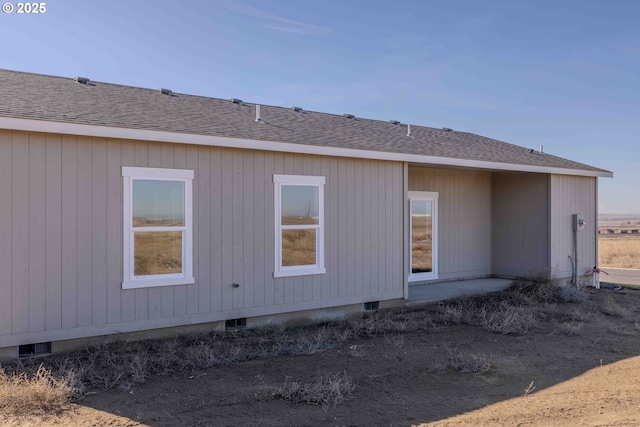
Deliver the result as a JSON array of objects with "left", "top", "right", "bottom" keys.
[{"left": 0, "top": 117, "right": 614, "bottom": 178}]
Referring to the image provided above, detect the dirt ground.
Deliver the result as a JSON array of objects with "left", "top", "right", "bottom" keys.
[{"left": 5, "top": 285, "right": 640, "bottom": 427}]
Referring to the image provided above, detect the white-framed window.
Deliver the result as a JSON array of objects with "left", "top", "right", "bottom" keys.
[
  {"left": 122, "top": 167, "right": 195, "bottom": 289},
  {"left": 408, "top": 191, "right": 438, "bottom": 282},
  {"left": 274, "top": 174, "right": 326, "bottom": 278}
]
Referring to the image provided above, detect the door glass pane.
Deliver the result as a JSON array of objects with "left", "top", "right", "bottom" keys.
[
  {"left": 134, "top": 231, "right": 183, "bottom": 276},
  {"left": 282, "top": 229, "right": 317, "bottom": 266},
  {"left": 281, "top": 185, "right": 319, "bottom": 225},
  {"left": 133, "top": 180, "right": 185, "bottom": 227},
  {"left": 411, "top": 200, "right": 433, "bottom": 274}
]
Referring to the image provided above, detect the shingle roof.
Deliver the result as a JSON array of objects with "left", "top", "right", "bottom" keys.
[{"left": 0, "top": 69, "right": 611, "bottom": 175}]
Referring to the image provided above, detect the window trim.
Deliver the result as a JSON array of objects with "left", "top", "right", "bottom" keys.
[
  {"left": 273, "top": 174, "right": 326, "bottom": 278},
  {"left": 122, "top": 166, "right": 195, "bottom": 289},
  {"left": 408, "top": 191, "right": 439, "bottom": 282}
]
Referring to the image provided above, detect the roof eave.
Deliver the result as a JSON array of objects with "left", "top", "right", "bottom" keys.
[{"left": 0, "top": 117, "right": 613, "bottom": 178}]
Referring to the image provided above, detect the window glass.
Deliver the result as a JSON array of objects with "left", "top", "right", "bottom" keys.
[
  {"left": 282, "top": 229, "right": 317, "bottom": 266},
  {"left": 133, "top": 180, "right": 184, "bottom": 227},
  {"left": 281, "top": 185, "right": 319, "bottom": 225},
  {"left": 122, "top": 166, "right": 194, "bottom": 289},
  {"left": 134, "top": 231, "right": 183, "bottom": 276},
  {"left": 411, "top": 200, "right": 433, "bottom": 274},
  {"left": 273, "top": 174, "right": 325, "bottom": 277}
]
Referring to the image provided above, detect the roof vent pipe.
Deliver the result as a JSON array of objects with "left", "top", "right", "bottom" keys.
[
  {"left": 539, "top": 145, "right": 544, "bottom": 153},
  {"left": 407, "top": 124, "right": 412, "bottom": 137},
  {"left": 255, "top": 104, "right": 263, "bottom": 123}
]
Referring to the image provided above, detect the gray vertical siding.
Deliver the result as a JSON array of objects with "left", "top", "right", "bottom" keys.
[
  {"left": 492, "top": 172, "right": 550, "bottom": 277},
  {"left": 408, "top": 167, "right": 492, "bottom": 280},
  {"left": 45, "top": 134, "right": 62, "bottom": 331},
  {"left": 0, "top": 131, "right": 12, "bottom": 335},
  {"left": 549, "top": 175, "right": 597, "bottom": 279},
  {"left": 28, "top": 133, "right": 46, "bottom": 333},
  {"left": 61, "top": 137, "right": 78, "bottom": 329},
  {"left": 77, "top": 137, "right": 94, "bottom": 327},
  {"left": 11, "top": 132, "right": 29, "bottom": 334},
  {"left": 0, "top": 131, "right": 404, "bottom": 347},
  {"left": 120, "top": 141, "right": 136, "bottom": 322},
  {"left": 92, "top": 138, "right": 108, "bottom": 325},
  {"left": 106, "top": 140, "right": 123, "bottom": 324}
]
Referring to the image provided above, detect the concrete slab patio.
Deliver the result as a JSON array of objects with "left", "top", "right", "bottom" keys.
[
  {"left": 407, "top": 278, "right": 514, "bottom": 306},
  {"left": 600, "top": 268, "right": 640, "bottom": 288}
]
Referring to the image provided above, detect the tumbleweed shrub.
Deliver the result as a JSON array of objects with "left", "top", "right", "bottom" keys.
[
  {"left": 505, "top": 278, "right": 563, "bottom": 305},
  {"left": 0, "top": 364, "right": 75, "bottom": 416},
  {"left": 480, "top": 302, "right": 537, "bottom": 335},
  {"left": 47, "top": 326, "right": 338, "bottom": 392},
  {"left": 347, "top": 310, "right": 420, "bottom": 338},
  {"left": 558, "top": 285, "right": 589, "bottom": 303},
  {"left": 445, "top": 348, "right": 492, "bottom": 374},
  {"left": 272, "top": 370, "right": 355, "bottom": 410},
  {"left": 432, "top": 292, "right": 532, "bottom": 333},
  {"left": 433, "top": 278, "right": 586, "bottom": 335}
]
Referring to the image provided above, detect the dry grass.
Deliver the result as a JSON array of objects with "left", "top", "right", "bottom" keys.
[
  {"left": 556, "top": 322, "right": 584, "bottom": 336},
  {"left": 600, "top": 295, "right": 633, "bottom": 319},
  {"left": 2, "top": 278, "right": 591, "bottom": 416},
  {"left": 559, "top": 286, "right": 588, "bottom": 303},
  {"left": 347, "top": 309, "right": 437, "bottom": 338},
  {"left": 432, "top": 278, "right": 592, "bottom": 336},
  {"left": 446, "top": 348, "right": 492, "bottom": 374},
  {"left": 598, "top": 237, "right": 640, "bottom": 269},
  {"left": 270, "top": 371, "right": 355, "bottom": 410},
  {"left": 481, "top": 304, "right": 537, "bottom": 335},
  {"left": 61, "top": 327, "right": 338, "bottom": 393},
  {"left": 524, "top": 380, "right": 536, "bottom": 396},
  {"left": 0, "top": 364, "right": 75, "bottom": 416}
]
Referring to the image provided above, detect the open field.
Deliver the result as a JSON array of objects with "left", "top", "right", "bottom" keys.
[
  {"left": 599, "top": 237, "right": 640, "bottom": 269},
  {"left": 3, "top": 280, "right": 640, "bottom": 426},
  {"left": 598, "top": 213, "right": 640, "bottom": 269}
]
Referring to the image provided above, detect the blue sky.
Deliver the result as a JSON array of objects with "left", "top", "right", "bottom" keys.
[{"left": 2, "top": 0, "right": 638, "bottom": 212}]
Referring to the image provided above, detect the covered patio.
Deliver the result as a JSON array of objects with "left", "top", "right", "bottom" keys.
[{"left": 406, "top": 277, "right": 513, "bottom": 306}]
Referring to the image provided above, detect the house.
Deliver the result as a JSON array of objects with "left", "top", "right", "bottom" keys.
[{"left": 0, "top": 69, "right": 612, "bottom": 360}]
